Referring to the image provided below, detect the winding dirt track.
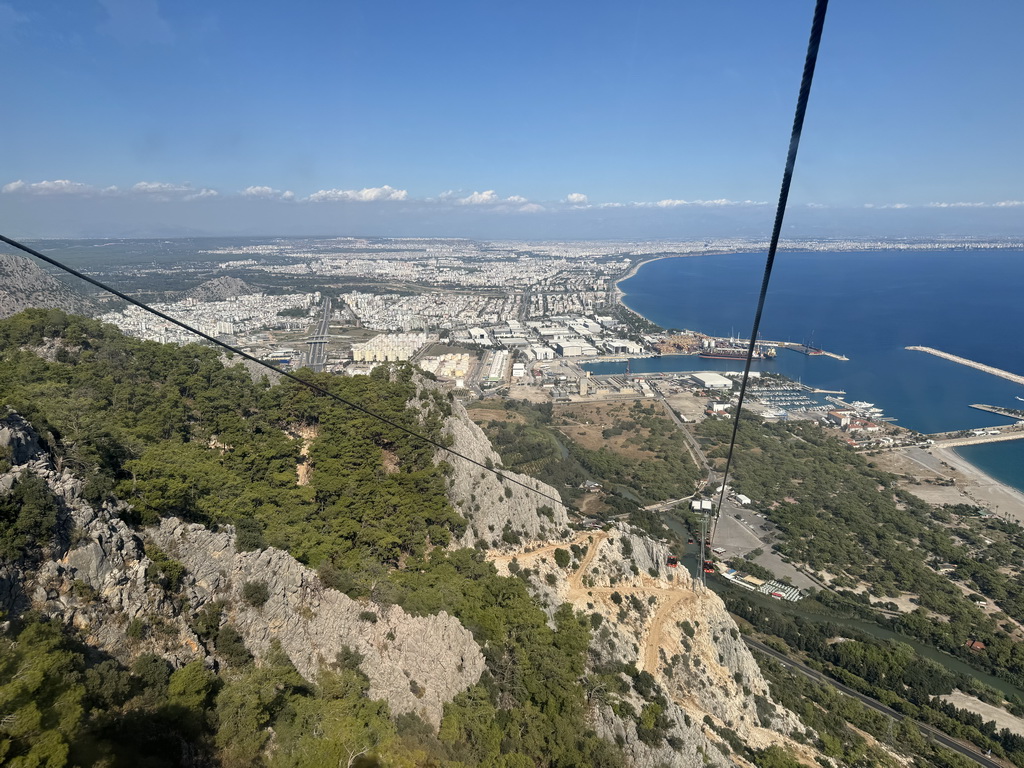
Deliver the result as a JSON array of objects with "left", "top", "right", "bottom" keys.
[
  {"left": 491, "top": 531, "right": 696, "bottom": 676},
  {"left": 491, "top": 534, "right": 823, "bottom": 764}
]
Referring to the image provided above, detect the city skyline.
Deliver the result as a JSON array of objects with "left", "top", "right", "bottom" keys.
[{"left": 2, "top": 0, "right": 1023, "bottom": 238}]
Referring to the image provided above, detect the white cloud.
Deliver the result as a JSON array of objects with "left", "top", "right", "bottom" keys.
[
  {"left": 518, "top": 203, "right": 545, "bottom": 213},
  {"left": 132, "top": 181, "right": 191, "bottom": 194},
  {"left": 651, "top": 198, "right": 766, "bottom": 208},
  {"left": 242, "top": 185, "right": 294, "bottom": 200},
  {"left": 458, "top": 190, "right": 501, "bottom": 205},
  {"left": 130, "top": 181, "right": 217, "bottom": 201},
  {"left": 565, "top": 192, "right": 588, "bottom": 204},
  {"left": 306, "top": 185, "right": 408, "bottom": 202},
  {"left": 2, "top": 179, "right": 105, "bottom": 195},
  {"left": 928, "top": 200, "right": 1024, "bottom": 209},
  {"left": 456, "top": 190, "right": 535, "bottom": 206}
]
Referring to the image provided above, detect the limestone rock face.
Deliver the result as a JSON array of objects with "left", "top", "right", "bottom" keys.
[
  {"left": 442, "top": 397, "right": 571, "bottom": 547},
  {"left": 0, "top": 410, "right": 44, "bottom": 469},
  {"left": 1, "top": 412, "right": 485, "bottom": 729},
  {"left": 0, "top": 253, "right": 98, "bottom": 319},
  {"left": 489, "top": 524, "right": 814, "bottom": 766},
  {"left": 147, "top": 519, "right": 485, "bottom": 727}
]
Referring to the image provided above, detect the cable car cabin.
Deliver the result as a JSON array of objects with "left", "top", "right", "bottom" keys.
[
  {"left": 666, "top": 555, "right": 679, "bottom": 568},
  {"left": 702, "top": 559, "right": 715, "bottom": 574}
]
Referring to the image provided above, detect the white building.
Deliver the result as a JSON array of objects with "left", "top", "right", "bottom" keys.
[{"left": 693, "top": 372, "right": 732, "bottom": 390}]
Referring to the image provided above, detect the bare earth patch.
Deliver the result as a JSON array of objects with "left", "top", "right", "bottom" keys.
[{"left": 940, "top": 691, "right": 1024, "bottom": 736}]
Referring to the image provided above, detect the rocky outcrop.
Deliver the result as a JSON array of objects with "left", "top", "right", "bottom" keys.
[
  {"left": 0, "top": 252, "right": 98, "bottom": 319},
  {"left": 0, "top": 410, "right": 44, "bottom": 469},
  {"left": 182, "top": 276, "right": 255, "bottom": 302},
  {"left": 146, "top": 519, "right": 485, "bottom": 727},
  {"left": 1, "top": 412, "right": 485, "bottom": 728},
  {"left": 489, "top": 524, "right": 816, "bottom": 766},
  {"left": 441, "top": 397, "right": 571, "bottom": 548}
]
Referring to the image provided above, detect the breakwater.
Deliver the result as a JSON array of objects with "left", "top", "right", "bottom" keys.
[{"left": 906, "top": 346, "right": 1024, "bottom": 386}]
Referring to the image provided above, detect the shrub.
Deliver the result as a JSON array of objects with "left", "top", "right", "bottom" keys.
[
  {"left": 241, "top": 580, "right": 270, "bottom": 607},
  {"left": 554, "top": 548, "right": 571, "bottom": 568}
]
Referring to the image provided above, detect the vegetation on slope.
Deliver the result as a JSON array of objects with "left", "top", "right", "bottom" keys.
[
  {"left": 469, "top": 398, "right": 698, "bottom": 533},
  {"left": 0, "top": 310, "right": 623, "bottom": 767},
  {"left": 699, "top": 413, "right": 1024, "bottom": 763}
]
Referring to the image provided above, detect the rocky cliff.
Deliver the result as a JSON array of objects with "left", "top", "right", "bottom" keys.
[
  {"left": 488, "top": 525, "right": 822, "bottom": 766},
  {"left": 440, "top": 395, "right": 572, "bottom": 548},
  {"left": 0, "top": 410, "right": 484, "bottom": 728},
  {"left": 0, "top": 252, "right": 99, "bottom": 319}
]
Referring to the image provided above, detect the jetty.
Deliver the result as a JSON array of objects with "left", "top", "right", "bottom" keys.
[
  {"left": 765, "top": 340, "right": 849, "bottom": 361},
  {"left": 931, "top": 431, "right": 1024, "bottom": 448},
  {"left": 906, "top": 346, "right": 1024, "bottom": 386},
  {"left": 970, "top": 403, "right": 1024, "bottom": 419}
]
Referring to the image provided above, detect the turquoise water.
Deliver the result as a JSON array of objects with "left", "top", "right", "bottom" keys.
[{"left": 586, "top": 249, "right": 1024, "bottom": 493}]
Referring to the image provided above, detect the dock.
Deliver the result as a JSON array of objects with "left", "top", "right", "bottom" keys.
[
  {"left": 931, "top": 431, "right": 1024, "bottom": 448},
  {"left": 764, "top": 340, "right": 849, "bottom": 361},
  {"left": 970, "top": 403, "right": 1024, "bottom": 419},
  {"left": 906, "top": 346, "right": 1024, "bottom": 386}
]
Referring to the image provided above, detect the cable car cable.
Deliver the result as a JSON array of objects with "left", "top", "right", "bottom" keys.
[
  {"left": 0, "top": 233, "right": 564, "bottom": 506},
  {"left": 711, "top": 0, "right": 829, "bottom": 542}
]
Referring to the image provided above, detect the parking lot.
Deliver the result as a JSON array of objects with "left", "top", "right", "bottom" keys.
[{"left": 711, "top": 499, "right": 819, "bottom": 590}]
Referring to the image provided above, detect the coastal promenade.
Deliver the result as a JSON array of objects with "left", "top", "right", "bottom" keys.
[{"left": 907, "top": 345, "right": 1024, "bottom": 386}]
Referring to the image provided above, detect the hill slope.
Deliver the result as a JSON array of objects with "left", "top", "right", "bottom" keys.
[{"left": 0, "top": 251, "right": 98, "bottom": 318}]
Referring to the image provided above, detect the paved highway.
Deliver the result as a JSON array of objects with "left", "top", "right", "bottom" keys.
[
  {"left": 743, "top": 636, "right": 1005, "bottom": 768},
  {"left": 306, "top": 298, "right": 331, "bottom": 372}
]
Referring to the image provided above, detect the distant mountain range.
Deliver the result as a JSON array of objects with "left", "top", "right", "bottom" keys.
[{"left": 0, "top": 252, "right": 99, "bottom": 319}]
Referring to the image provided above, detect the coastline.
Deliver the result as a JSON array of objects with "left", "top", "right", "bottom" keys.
[
  {"left": 615, "top": 252, "right": 1024, "bottom": 520},
  {"left": 612, "top": 253, "right": 703, "bottom": 309},
  {"left": 934, "top": 445, "right": 1024, "bottom": 522}
]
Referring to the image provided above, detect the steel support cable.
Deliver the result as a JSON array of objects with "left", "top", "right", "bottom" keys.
[
  {"left": 710, "top": 0, "right": 829, "bottom": 542},
  {"left": 0, "top": 233, "right": 564, "bottom": 506}
]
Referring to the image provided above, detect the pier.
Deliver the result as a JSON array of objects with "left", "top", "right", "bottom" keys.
[
  {"left": 931, "top": 431, "right": 1024, "bottom": 448},
  {"left": 970, "top": 403, "right": 1024, "bottom": 419},
  {"left": 906, "top": 346, "right": 1024, "bottom": 386},
  {"left": 764, "top": 340, "right": 849, "bottom": 361}
]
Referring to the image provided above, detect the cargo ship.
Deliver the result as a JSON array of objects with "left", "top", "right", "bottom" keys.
[{"left": 699, "top": 338, "right": 776, "bottom": 360}]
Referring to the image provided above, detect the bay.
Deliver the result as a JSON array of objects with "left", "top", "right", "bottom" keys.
[{"left": 585, "top": 249, "right": 1024, "bottom": 493}]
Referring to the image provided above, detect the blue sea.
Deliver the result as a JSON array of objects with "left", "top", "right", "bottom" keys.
[{"left": 585, "top": 249, "right": 1024, "bottom": 494}]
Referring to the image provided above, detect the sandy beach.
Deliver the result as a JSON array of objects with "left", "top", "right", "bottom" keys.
[
  {"left": 933, "top": 445, "right": 1024, "bottom": 522},
  {"left": 885, "top": 444, "right": 1024, "bottom": 523}
]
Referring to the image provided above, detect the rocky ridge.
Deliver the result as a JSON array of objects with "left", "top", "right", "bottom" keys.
[
  {"left": 489, "top": 526, "right": 823, "bottom": 767},
  {"left": 0, "top": 252, "right": 99, "bottom": 319},
  {"left": 439, "top": 393, "right": 572, "bottom": 548},
  {"left": 0, "top": 410, "right": 484, "bottom": 728}
]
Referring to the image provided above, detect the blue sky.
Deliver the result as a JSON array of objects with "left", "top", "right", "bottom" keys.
[{"left": 1, "top": 0, "right": 1022, "bottom": 238}]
